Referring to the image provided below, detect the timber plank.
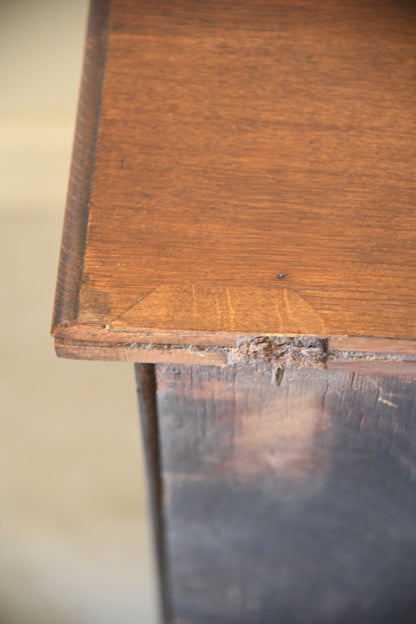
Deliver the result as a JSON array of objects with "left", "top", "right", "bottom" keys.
[
  {"left": 153, "top": 363, "right": 416, "bottom": 623},
  {"left": 53, "top": 0, "right": 416, "bottom": 361}
]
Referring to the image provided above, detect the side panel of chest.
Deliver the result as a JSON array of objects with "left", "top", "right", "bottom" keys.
[{"left": 137, "top": 363, "right": 416, "bottom": 623}]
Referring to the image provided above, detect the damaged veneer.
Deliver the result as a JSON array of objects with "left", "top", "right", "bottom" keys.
[{"left": 54, "top": 334, "right": 416, "bottom": 376}]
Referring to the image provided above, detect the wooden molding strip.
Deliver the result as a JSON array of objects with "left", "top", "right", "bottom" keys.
[
  {"left": 55, "top": 334, "right": 416, "bottom": 377},
  {"left": 51, "top": 0, "right": 111, "bottom": 332}
]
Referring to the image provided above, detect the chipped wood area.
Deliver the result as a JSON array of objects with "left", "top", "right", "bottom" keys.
[
  {"left": 229, "top": 336, "right": 329, "bottom": 377},
  {"left": 55, "top": 332, "right": 416, "bottom": 377}
]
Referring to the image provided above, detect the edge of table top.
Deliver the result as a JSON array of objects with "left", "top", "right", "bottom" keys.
[
  {"left": 52, "top": 0, "right": 416, "bottom": 373},
  {"left": 52, "top": 0, "right": 111, "bottom": 337}
]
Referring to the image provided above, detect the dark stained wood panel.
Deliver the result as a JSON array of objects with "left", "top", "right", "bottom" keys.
[
  {"left": 154, "top": 362, "right": 416, "bottom": 623},
  {"left": 53, "top": 0, "right": 416, "bottom": 360}
]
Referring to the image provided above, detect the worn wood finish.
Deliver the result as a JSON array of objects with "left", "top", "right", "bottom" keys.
[
  {"left": 154, "top": 363, "right": 416, "bottom": 624},
  {"left": 53, "top": 0, "right": 416, "bottom": 361},
  {"left": 53, "top": 3, "right": 416, "bottom": 619}
]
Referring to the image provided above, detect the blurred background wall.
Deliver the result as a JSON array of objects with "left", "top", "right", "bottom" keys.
[{"left": 0, "top": 1, "right": 158, "bottom": 622}]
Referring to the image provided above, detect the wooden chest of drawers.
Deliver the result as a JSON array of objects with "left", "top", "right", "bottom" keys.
[{"left": 53, "top": 1, "right": 416, "bottom": 621}]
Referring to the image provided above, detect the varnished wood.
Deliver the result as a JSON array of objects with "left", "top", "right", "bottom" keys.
[
  {"left": 153, "top": 363, "right": 416, "bottom": 623},
  {"left": 52, "top": 4, "right": 416, "bottom": 619},
  {"left": 53, "top": 0, "right": 416, "bottom": 361},
  {"left": 52, "top": 0, "right": 111, "bottom": 330}
]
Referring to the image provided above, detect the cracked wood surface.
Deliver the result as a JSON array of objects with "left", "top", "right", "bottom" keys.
[{"left": 52, "top": 0, "right": 416, "bottom": 364}]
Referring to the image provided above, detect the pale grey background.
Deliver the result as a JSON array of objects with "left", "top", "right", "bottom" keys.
[{"left": 0, "top": 1, "right": 158, "bottom": 622}]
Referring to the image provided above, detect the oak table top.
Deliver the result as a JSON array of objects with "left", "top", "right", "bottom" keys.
[
  {"left": 52, "top": 0, "right": 416, "bottom": 369},
  {"left": 51, "top": 5, "right": 416, "bottom": 620}
]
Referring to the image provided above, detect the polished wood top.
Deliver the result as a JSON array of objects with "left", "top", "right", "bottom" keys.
[{"left": 53, "top": 0, "right": 416, "bottom": 364}]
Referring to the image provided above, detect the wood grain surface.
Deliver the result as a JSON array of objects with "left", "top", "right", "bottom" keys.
[
  {"left": 152, "top": 362, "right": 416, "bottom": 623},
  {"left": 52, "top": 0, "right": 111, "bottom": 331},
  {"left": 53, "top": 0, "right": 416, "bottom": 362}
]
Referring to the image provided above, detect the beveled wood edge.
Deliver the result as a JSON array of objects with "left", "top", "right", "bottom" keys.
[
  {"left": 53, "top": 313, "right": 416, "bottom": 367},
  {"left": 51, "top": 0, "right": 111, "bottom": 332},
  {"left": 53, "top": 327, "right": 416, "bottom": 375},
  {"left": 53, "top": 323, "right": 416, "bottom": 353},
  {"left": 56, "top": 340, "right": 228, "bottom": 366}
]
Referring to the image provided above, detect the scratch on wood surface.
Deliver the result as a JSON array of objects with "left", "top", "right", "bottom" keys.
[
  {"left": 225, "top": 287, "right": 235, "bottom": 331},
  {"left": 215, "top": 293, "right": 221, "bottom": 325},
  {"left": 105, "top": 294, "right": 148, "bottom": 327},
  {"left": 378, "top": 397, "right": 398, "bottom": 409},
  {"left": 273, "top": 292, "right": 283, "bottom": 329},
  {"left": 192, "top": 284, "right": 197, "bottom": 321},
  {"left": 283, "top": 288, "right": 290, "bottom": 319}
]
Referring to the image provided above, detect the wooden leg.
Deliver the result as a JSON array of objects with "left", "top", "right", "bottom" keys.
[
  {"left": 136, "top": 363, "right": 416, "bottom": 624},
  {"left": 135, "top": 364, "right": 171, "bottom": 623}
]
